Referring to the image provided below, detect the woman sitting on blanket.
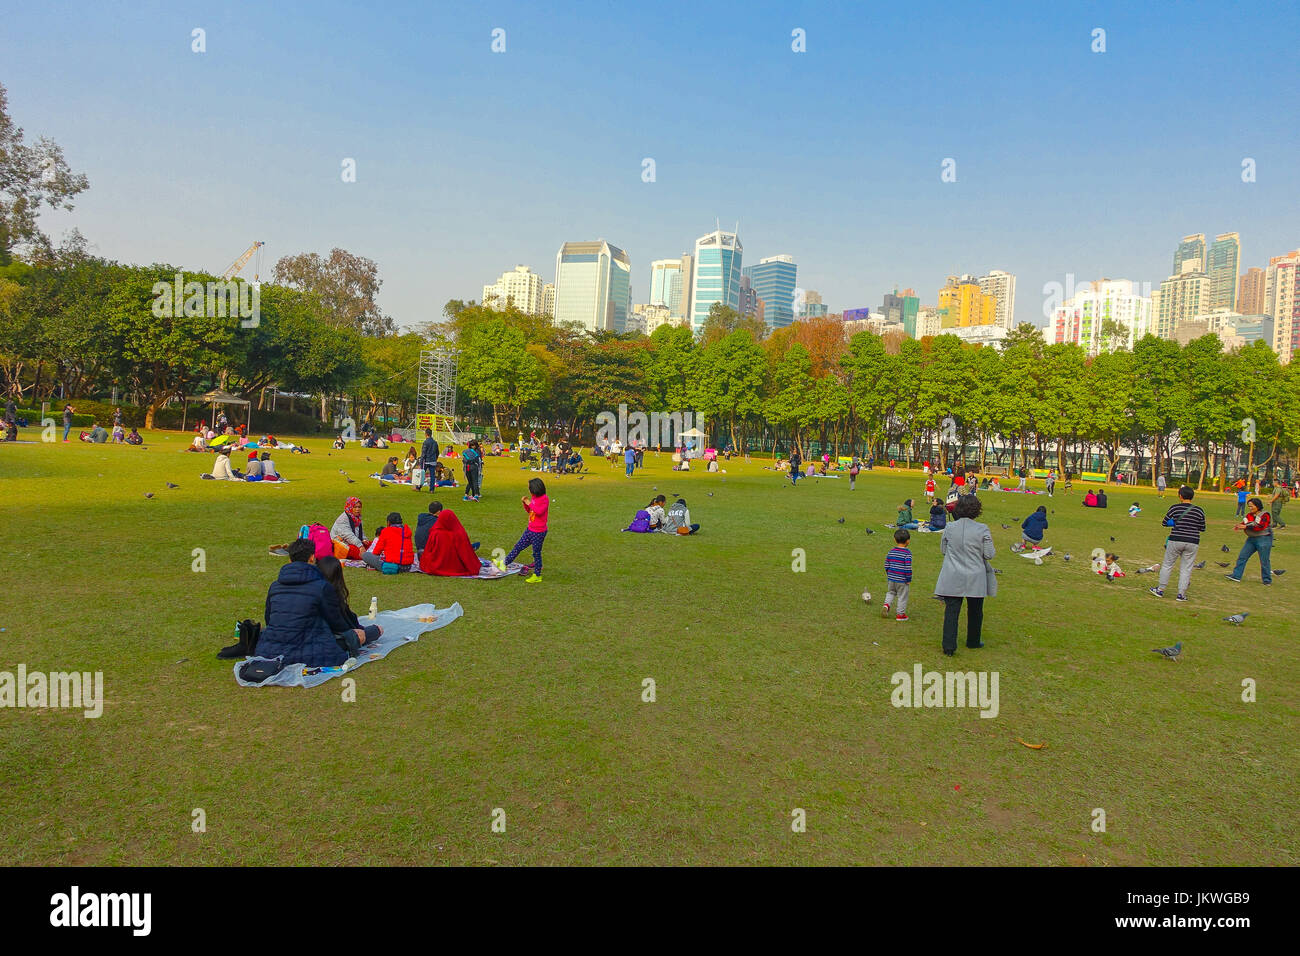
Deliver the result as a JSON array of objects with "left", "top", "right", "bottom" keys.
[
  {"left": 401, "top": 447, "right": 418, "bottom": 474},
  {"left": 210, "top": 447, "right": 243, "bottom": 480},
  {"left": 433, "top": 461, "right": 457, "bottom": 488},
  {"left": 317, "top": 554, "right": 383, "bottom": 654},
  {"left": 331, "top": 496, "right": 370, "bottom": 559},
  {"left": 259, "top": 451, "right": 280, "bottom": 481},
  {"left": 381, "top": 455, "right": 400, "bottom": 478},
  {"left": 418, "top": 509, "right": 482, "bottom": 576},
  {"left": 244, "top": 450, "right": 264, "bottom": 481}
]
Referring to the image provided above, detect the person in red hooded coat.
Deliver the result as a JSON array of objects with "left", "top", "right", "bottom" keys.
[{"left": 418, "top": 509, "right": 481, "bottom": 576}]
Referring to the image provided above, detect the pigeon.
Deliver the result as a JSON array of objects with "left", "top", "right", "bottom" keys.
[
  {"left": 1216, "top": 562, "right": 1229, "bottom": 567},
  {"left": 165, "top": 482, "right": 178, "bottom": 489},
  {"left": 708, "top": 492, "right": 713, "bottom": 497},
  {"left": 1001, "top": 523, "right": 1010, "bottom": 529},
  {"left": 1062, "top": 553, "right": 1072, "bottom": 562},
  {"left": 1110, "top": 536, "right": 1115, "bottom": 542},
  {"left": 144, "top": 492, "right": 154, "bottom": 498},
  {"left": 1223, "top": 613, "right": 1249, "bottom": 626},
  {"left": 577, "top": 476, "right": 584, "bottom": 480},
  {"left": 1193, "top": 560, "right": 1206, "bottom": 570},
  {"left": 837, "top": 517, "right": 845, "bottom": 524},
  {"left": 865, "top": 527, "right": 875, "bottom": 535},
  {"left": 1151, "top": 641, "right": 1183, "bottom": 661},
  {"left": 992, "top": 568, "right": 1003, "bottom": 574},
  {"left": 1274, "top": 569, "right": 1286, "bottom": 575},
  {"left": 1221, "top": 545, "right": 1230, "bottom": 553},
  {"left": 365, "top": 456, "right": 372, "bottom": 462},
  {"left": 345, "top": 476, "right": 356, "bottom": 484}
]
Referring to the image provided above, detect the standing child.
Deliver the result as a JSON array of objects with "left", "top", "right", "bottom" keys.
[
  {"left": 925, "top": 475, "right": 936, "bottom": 498},
  {"left": 496, "top": 478, "right": 548, "bottom": 583},
  {"left": 881, "top": 529, "right": 912, "bottom": 622},
  {"left": 849, "top": 458, "right": 860, "bottom": 490},
  {"left": 1235, "top": 485, "right": 1248, "bottom": 518}
]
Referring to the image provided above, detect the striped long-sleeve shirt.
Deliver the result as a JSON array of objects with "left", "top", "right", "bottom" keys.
[
  {"left": 885, "top": 546, "right": 913, "bottom": 583},
  {"left": 1163, "top": 502, "right": 1206, "bottom": 544}
]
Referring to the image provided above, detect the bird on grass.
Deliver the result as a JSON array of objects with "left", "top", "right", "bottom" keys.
[
  {"left": 865, "top": 527, "right": 876, "bottom": 535},
  {"left": 707, "top": 492, "right": 713, "bottom": 497},
  {"left": 345, "top": 476, "right": 356, "bottom": 484},
  {"left": 1110, "top": 536, "right": 1116, "bottom": 542},
  {"left": 577, "top": 476, "right": 584, "bottom": 480},
  {"left": 1274, "top": 569, "right": 1286, "bottom": 576},
  {"left": 1062, "top": 553, "right": 1072, "bottom": 562},
  {"left": 1223, "top": 612, "right": 1249, "bottom": 626},
  {"left": 837, "top": 517, "right": 845, "bottom": 524},
  {"left": 1151, "top": 641, "right": 1183, "bottom": 661},
  {"left": 365, "top": 456, "right": 372, "bottom": 462},
  {"left": 144, "top": 492, "right": 154, "bottom": 498},
  {"left": 1001, "top": 523, "right": 1010, "bottom": 529},
  {"left": 165, "top": 482, "right": 178, "bottom": 489},
  {"left": 1193, "top": 560, "right": 1206, "bottom": 569},
  {"left": 1221, "top": 545, "right": 1230, "bottom": 553},
  {"left": 1216, "top": 562, "right": 1229, "bottom": 567}
]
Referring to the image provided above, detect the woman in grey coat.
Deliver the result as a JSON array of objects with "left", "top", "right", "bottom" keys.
[{"left": 934, "top": 495, "right": 996, "bottom": 655}]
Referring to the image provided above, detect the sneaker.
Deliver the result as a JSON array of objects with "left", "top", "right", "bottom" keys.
[
  {"left": 524, "top": 574, "right": 542, "bottom": 583},
  {"left": 1148, "top": 587, "right": 1164, "bottom": 597},
  {"left": 471, "top": 541, "right": 481, "bottom": 551},
  {"left": 463, "top": 495, "right": 471, "bottom": 501},
  {"left": 1224, "top": 574, "right": 1240, "bottom": 582},
  {"left": 895, "top": 613, "right": 909, "bottom": 622},
  {"left": 1175, "top": 593, "right": 1189, "bottom": 602},
  {"left": 880, "top": 603, "right": 890, "bottom": 618}
]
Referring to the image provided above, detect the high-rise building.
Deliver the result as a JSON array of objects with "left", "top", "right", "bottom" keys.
[
  {"left": 649, "top": 257, "right": 695, "bottom": 321},
  {"left": 1173, "top": 234, "right": 1206, "bottom": 276},
  {"left": 916, "top": 307, "right": 943, "bottom": 339},
  {"left": 542, "top": 283, "right": 556, "bottom": 316},
  {"left": 743, "top": 254, "right": 797, "bottom": 330},
  {"left": 1207, "top": 233, "right": 1240, "bottom": 312},
  {"left": 1153, "top": 268, "right": 1211, "bottom": 339},
  {"left": 977, "top": 270, "right": 1017, "bottom": 328},
  {"left": 690, "top": 229, "right": 742, "bottom": 332},
  {"left": 937, "top": 275, "right": 996, "bottom": 327},
  {"left": 553, "top": 240, "right": 632, "bottom": 333},
  {"left": 482, "top": 265, "right": 546, "bottom": 314},
  {"left": 1265, "top": 250, "right": 1300, "bottom": 363},
  {"left": 1048, "top": 279, "right": 1152, "bottom": 355},
  {"left": 1238, "top": 267, "right": 1266, "bottom": 316},
  {"left": 737, "top": 273, "right": 760, "bottom": 318},
  {"left": 801, "top": 290, "right": 828, "bottom": 319}
]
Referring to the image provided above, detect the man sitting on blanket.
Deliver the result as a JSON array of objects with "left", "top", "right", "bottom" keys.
[{"left": 256, "top": 539, "right": 371, "bottom": 668}]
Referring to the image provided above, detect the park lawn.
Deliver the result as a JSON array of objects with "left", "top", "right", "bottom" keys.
[{"left": 0, "top": 430, "right": 1296, "bottom": 866}]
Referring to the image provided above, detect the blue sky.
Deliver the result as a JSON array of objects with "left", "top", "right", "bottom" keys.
[{"left": 4, "top": 0, "right": 1298, "bottom": 328}]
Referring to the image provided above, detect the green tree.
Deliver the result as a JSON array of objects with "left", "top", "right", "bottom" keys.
[{"left": 458, "top": 319, "right": 546, "bottom": 435}]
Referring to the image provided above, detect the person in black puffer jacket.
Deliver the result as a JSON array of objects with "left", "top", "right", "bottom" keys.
[{"left": 256, "top": 539, "right": 361, "bottom": 668}]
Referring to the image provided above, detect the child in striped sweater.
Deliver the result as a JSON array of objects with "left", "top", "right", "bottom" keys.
[{"left": 881, "top": 528, "right": 913, "bottom": 622}]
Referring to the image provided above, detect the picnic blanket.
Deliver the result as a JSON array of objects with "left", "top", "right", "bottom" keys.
[
  {"left": 233, "top": 602, "right": 463, "bottom": 688},
  {"left": 342, "top": 556, "right": 525, "bottom": 579}
]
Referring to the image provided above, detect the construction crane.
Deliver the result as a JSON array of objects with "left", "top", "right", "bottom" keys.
[{"left": 221, "top": 241, "right": 265, "bottom": 281}]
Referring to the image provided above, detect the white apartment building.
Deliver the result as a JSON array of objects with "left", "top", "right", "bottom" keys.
[
  {"left": 1265, "top": 250, "right": 1299, "bottom": 363},
  {"left": 1049, "top": 279, "right": 1152, "bottom": 355},
  {"left": 977, "top": 269, "right": 1017, "bottom": 329},
  {"left": 482, "top": 265, "right": 546, "bottom": 315}
]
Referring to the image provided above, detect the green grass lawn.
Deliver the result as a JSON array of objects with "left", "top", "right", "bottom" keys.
[{"left": 1, "top": 429, "right": 1296, "bottom": 865}]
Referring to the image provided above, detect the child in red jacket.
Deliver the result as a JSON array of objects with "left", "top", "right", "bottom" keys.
[{"left": 364, "top": 512, "right": 414, "bottom": 573}]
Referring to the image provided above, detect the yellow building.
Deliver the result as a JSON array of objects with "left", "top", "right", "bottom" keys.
[{"left": 937, "top": 275, "right": 997, "bottom": 327}]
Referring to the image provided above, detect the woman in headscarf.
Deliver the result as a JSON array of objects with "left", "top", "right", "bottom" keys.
[
  {"left": 418, "top": 508, "right": 481, "bottom": 576},
  {"left": 330, "top": 496, "right": 368, "bottom": 559}
]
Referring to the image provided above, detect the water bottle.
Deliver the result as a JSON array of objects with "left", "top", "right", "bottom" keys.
[{"left": 369, "top": 596, "right": 378, "bottom": 620}]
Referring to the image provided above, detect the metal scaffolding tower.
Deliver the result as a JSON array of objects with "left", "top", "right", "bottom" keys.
[{"left": 417, "top": 348, "right": 458, "bottom": 440}]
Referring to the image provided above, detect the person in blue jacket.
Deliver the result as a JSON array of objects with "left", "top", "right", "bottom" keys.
[
  {"left": 1014, "top": 505, "right": 1049, "bottom": 552},
  {"left": 255, "top": 538, "right": 369, "bottom": 667}
]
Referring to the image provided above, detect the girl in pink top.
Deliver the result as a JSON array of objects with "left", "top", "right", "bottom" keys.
[{"left": 496, "top": 478, "right": 548, "bottom": 583}]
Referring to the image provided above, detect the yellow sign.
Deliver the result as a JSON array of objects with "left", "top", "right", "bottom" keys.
[{"left": 416, "top": 414, "right": 454, "bottom": 435}]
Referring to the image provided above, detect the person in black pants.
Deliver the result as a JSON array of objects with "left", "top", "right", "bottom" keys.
[
  {"left": 933, "top": 495, "right": 996, "bottom": 655},
  {"left": 416, "top": 427, "right": 440, "bottom": 492}
]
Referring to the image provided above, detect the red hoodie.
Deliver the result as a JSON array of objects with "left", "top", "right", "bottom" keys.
[
  {"left": 419, "top": 510, "right": 480, "bottom": 576},
  {"left": 374, "top": 524, "right": 414, "bottom": 566}
]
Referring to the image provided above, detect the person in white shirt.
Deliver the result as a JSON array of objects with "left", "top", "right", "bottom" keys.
[{"left": 210, "top": 448, "right": 242, "bottom": 480}]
